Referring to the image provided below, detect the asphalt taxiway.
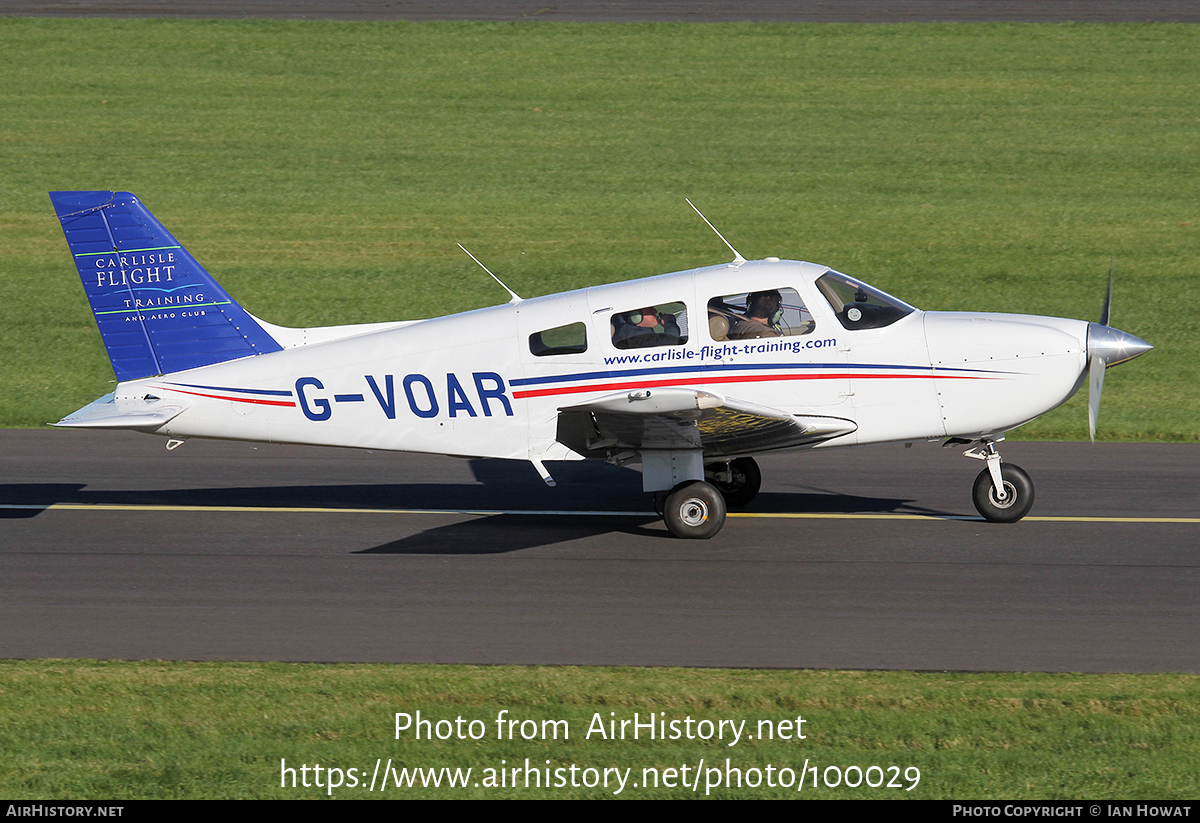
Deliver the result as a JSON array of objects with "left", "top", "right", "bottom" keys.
[{"left": 2, "top": 430, "right": 1197, "bottom": 671}]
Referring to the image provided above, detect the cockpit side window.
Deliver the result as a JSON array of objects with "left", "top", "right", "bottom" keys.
[
  {"left": 529, "top": 321, "right": 587, "bottom": 356},
  {"left": 815, "top": 271, "right": 915, "bottom": 331},
  {"left": 706, "top": 287, "right": 814, "bottom": 341},
  {"left": 610, "top": 302, "right": 688, "bottom": 349}
]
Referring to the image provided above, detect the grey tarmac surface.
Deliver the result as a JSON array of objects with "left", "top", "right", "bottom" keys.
[
  {"left": 4, "top": 0, "right": 1199, "bottom": 22},
  {"left": 2, "top": 429, "right": 1198, "bottom": 671}
]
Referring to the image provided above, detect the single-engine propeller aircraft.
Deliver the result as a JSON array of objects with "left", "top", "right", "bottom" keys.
[{"left": 50, "top": 191, "right": 1153, "bottom": 538}]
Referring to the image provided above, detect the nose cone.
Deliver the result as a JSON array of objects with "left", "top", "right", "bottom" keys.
[{"left": 1087, "top": 323, "right": 1153, "bottom": 368}]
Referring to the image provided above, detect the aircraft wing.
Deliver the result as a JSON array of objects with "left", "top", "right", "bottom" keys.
[{"left": 555, "top": 387, "right": 856, "bottom": 458}]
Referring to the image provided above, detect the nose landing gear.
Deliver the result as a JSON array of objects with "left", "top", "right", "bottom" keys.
[{"left": 963, "top": 440, "right": 1035, "bottom": 522}]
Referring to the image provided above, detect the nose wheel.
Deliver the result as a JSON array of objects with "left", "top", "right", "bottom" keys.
[
  {"left": 662, "top": 480, "right": 727, "bottom": 539},
  {"left": 971, "top": 463, "right": 1034, "bottom": 522},
  {"left": 962, "top": 440, "right": 1035, "bottom": 523}
]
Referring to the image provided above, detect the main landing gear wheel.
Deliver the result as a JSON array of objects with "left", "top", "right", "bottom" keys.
[
  {"left": 706, "top": 457, "right": 762, "bottom": 508},
  {"left": 663, "top": 480, "right": 727, "bottom": 539},
  {"left": 972, "top": 463, "right": 1035, "bottom": 523}
]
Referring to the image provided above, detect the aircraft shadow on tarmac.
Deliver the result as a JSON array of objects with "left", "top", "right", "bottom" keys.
[
  {"left": 355, "top": 491, "right": 945, "bottom": 553},
  {"left": 0, "top": 457, "right": 953, "bottom": 550},
  {"left": 358, "top": 513, "right": 667, "bottom": 554},
  {"left": 0, "top": 457, "right": 929, "bottom": 509}
]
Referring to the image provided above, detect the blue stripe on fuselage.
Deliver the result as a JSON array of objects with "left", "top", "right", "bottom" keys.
[
  {"left": 509, "top": 361, "right": 1014, "bottom": 388},
  {"left": 165, "top": 382, "right": 294, "bottom": 397}
]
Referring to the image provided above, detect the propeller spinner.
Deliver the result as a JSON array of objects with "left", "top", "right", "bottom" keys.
[{"left": 1085, "top": 266, "right": 1153, "bottom": 441}]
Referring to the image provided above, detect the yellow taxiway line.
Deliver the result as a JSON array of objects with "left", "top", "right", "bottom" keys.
[{"left": 1, "top": 502, "right": 1197, "bottom": 523}]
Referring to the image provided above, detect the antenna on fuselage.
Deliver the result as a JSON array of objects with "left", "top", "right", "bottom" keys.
[
  {"left": 457, "top": 243, "right": 522, "bottom": 303},
  {"left": 686, "top": 198, "right": 746, "bottom": 264}
]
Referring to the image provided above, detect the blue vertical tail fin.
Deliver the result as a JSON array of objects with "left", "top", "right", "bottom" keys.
[{"left": 50, "top": 191, "right": 283, "bottom": 382}]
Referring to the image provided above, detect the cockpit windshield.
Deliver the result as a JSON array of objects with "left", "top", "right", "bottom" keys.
[{"left": 814, "top": 270, "right": 916, "bottom": 331}]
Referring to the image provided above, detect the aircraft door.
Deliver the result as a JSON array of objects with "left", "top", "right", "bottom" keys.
[{"left": 715, "top": 282, "right": 853, "bottom": 414}]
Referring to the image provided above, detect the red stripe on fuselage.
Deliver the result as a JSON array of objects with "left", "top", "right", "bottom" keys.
[
  {"left": 163, "top": 388, "right": 297, "bottom": 407},
  {"left": 512, "top": 371, "right": 990, "bottom": 400}
]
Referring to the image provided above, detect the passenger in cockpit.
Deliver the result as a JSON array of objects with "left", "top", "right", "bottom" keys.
[
  {"left": 729, "top": 290, "right": 783, "bottom": 339},
  {"left": 612, "top": 306, "right": 681, "bottom": 349}
]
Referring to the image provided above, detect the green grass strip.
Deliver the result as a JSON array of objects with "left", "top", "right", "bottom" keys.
[{"left": 2, "top": 660, "right": 1198, "bottom": 799}]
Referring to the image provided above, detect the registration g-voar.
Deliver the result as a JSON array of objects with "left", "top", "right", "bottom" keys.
[{"left": 49, "top": 191, "right": 1152, "bottom": 538}]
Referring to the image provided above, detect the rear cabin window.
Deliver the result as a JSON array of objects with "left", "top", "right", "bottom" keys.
[
  {"left": 610, "top": 302, "right": 689, "bottom": 349},
  {"left": 529, "top": 321, "right": 587, "bottom": 356},
  {"left": 707, "top": 287, "right": 815, "bottom": 341}
]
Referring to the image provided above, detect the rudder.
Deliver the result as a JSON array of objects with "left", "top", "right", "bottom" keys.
[{"left": 50, "top": 191, "right": 282, "bottom": 382}]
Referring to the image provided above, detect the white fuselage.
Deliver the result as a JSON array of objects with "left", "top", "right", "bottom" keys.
[{"left": 114, "top": 260, "right": 1090, "bottom": 461}]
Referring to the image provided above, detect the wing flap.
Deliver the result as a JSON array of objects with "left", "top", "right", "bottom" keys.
[{"left": 556, "top": 387, "right": 855, "bottom": 458}]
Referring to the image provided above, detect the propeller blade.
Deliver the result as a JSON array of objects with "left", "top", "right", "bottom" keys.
[
  {"left": 1088, "top": 354, "right": 1106, "bottom": 443},
  {"left": 1086, "top": 262, "right": 1152, "bottom": 441},
  {"left": 1099, "top": 258, "right": 1114, "bottom": 327}
]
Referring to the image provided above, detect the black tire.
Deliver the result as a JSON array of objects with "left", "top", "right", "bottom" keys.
[
  {"left": 663, "top": 481, "right": 727, "bottom": 539},
  {"left": 972, "top": 463, "right": 1035, "bottom": 523},
  {"left": 706, "top": 457, "right": 762, "bottom": 508}
]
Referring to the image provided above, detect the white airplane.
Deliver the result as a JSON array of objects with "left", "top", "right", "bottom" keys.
[{"left": 49, "top": 191, "right": 1152, "bottom": 538}]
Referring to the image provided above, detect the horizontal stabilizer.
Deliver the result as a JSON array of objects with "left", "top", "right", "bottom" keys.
[
  {"left": 54, "top": 392, "right": 184, "bottom": 430},
  {"left": 556, "top": 388, "right": 856, "bottom": 458},
  {"left": 50, "top": 191, "right": 283, "bottom": 381}
]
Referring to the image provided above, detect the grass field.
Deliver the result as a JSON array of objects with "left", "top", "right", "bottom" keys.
[
  {"left": 2, "top": 660, "right": 1198, "bottom": 799},
  {"left": 1, "top": 19, "right": 1197, "bottom": 437}
]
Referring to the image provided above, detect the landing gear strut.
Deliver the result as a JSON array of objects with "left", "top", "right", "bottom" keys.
[
  {"left": 963, "top": 440, "right": 1035, "bottom": 523},
  {"left": 705, "top": 457, "right": 762, "bottom": 508}
]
